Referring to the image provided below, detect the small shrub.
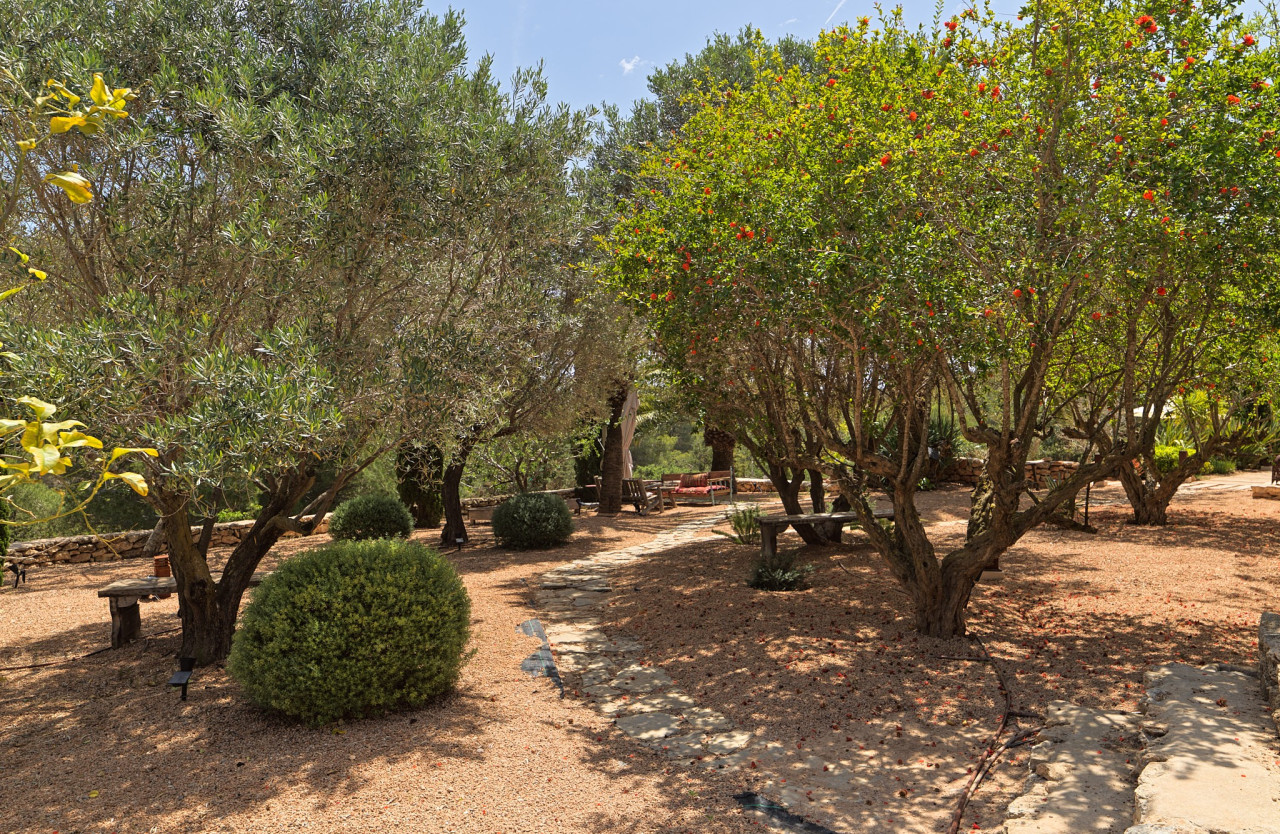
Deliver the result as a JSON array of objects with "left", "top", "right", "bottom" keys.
[
  {"left": 1209, "top": 457, "right": 1236, "bottom": 475},
  {"left": 328, "top": 493, "right": 413, "bottom": 541},
  {"left": 715, "top": 503, "right": 761, "bottom": 545},
  {"left": 228, "top": 539, "right": 472, "bottom": 726},
  {"left": 1153, "top": 445, "right": 1194, "bottom": 474},
  {"left": 747, "top": 541, "right": 814, "bottom": 592},
  {"left": 749, "top": 559, "right": 814, "bottom": 592},
  {"left": 491, "top": 492, "right": 573, "bottom": 549},
  {"left": 917, "top": 477, "right": 936, "bottom": 492}
]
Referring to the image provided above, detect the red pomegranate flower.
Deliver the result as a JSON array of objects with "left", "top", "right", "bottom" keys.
[
  {"left": 1143, "top": 190, "right": 1154, "bottom": 200},
  {"left": 880, "top": 153, "right": 892, "bottom": 166},
  {"left": 1227, "top": 94, "right": 1241, "bottom": 105},
  {"left": 945, "top": 20, "right": 958, "bottom": 31},
  {"left": 1243, "top": 35, "right": 1255, "bottom": 46},
  {"left": 1157, "top": 286, "right": 1168, "bottom": 296}
]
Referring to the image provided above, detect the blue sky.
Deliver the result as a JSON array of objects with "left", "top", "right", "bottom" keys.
[{"left": 456, "top": 1, "right": 1027, "bottom": 113}]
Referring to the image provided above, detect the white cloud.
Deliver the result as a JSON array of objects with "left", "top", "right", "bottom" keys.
[
  {"left": 824, "top": 0, "right": 848, "bottom": 26},
  {"left": 783, "top": 17, "right": 798, "bottom": 25},
  {"left": 620, "top": 55, "right": 646, "bottom": 75}
]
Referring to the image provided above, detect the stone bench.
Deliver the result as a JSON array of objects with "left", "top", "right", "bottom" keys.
[
  {"left": 98, "top": 572, "right": 269, "bottom": 649},
  {"left": 757, "top": 509, "right": 894, "bottom": 559}
]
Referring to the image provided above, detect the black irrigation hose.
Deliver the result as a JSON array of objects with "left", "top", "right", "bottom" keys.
[
  {"left": 0, "top": 626, "right": 181, "bottom": 672},
  {"left": 944, "top": 631, "right": 1044, "bottom": 834},
  {"left": 732, "top": 793, "right": 843, "bottom": 834}
]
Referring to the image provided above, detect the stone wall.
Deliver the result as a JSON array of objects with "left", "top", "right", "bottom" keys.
[
  {"left": 5, "top": 515, "right": 329, "bottom": 567},
  {"left": 1261, "top": 612, "right": 1280, "bottom": 730},
  {"left": 941, "top": 457, "right": 1084, "bottom": 488}
]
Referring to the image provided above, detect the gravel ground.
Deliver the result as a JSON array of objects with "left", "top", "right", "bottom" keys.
[
  {"left": 599, "top": 470, "right": 1280, "bottom": 831},
  {"left": 2, "top": 472, "right": 1276, "bottom": 833},
  {"left": 0, "top": 506, "right": 758, "bottom": 834}
]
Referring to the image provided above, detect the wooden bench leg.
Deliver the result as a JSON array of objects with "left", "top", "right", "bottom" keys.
[{"left": 109, "top": 596, "right": 141, "bottom": 648}]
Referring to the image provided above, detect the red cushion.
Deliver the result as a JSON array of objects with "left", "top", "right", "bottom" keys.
[
  {"left": 679, "top": 473, "right": 708, "bottom": 488},
  {"left": 672, "top": 485, "right": 728, "bottom": 495}
]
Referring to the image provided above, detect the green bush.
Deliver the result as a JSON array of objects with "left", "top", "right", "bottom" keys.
[
  {"left": 217, "top": 504, "right": 262, "bottom": 523},
  {"left": 491, "top": 492, "right": 573, "bottom": 549},
  {"left": 228, "top": 539, "right": 472, "bottom": 726},
  {"left": 1153, "top": 446, "right": 1194, "bottom": 475},
  {"left": 328, "top": 494, "right": 413, "bottom": 541},
  {"left": 1209, "top": 457, "right": 1237, "bottom": 475}
]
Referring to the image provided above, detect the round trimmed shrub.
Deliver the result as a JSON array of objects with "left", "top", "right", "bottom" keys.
[
  {"left": 491, "top": 492, "right": 573, "bottom": 549},
  {"left": 228, "top": 539, "right": 471, "bottom": 726},
  {"left": 327, "top": 493, "right": 413, "bottom": 541}
]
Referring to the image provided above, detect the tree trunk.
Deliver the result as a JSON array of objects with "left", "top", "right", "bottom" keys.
[
  {"left": 807, "top": 468, "right": 826, "bottom": 513},
  {"left": 765, "top": 462, "right": 829, "bottom": 545},
  {"left": 597, "top": 386, "right": 628, "bottom": 514},
  {"left": 397, "top": 442, "right": 443, "bottom": 528},
  {"left": 141, "top": 516, "right": 167, "bottom": 558},
  {"left": 909, "top": 575, "right": 973, "bottom": 638},
  {"left": 439, "top": 446, "right": 472, "bottom": 546},
  {"left": 703, "top": 425, "right": 736, "bottom": 472},
  {"left": 158, "top": 474, "right": 316, "bottom": 666},
  {"left": 1116, "top": 460, "right": 1175, "bottom": 526}
]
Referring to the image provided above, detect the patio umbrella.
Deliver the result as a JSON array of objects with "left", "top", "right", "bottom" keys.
[{"left": 620, "top": 388, "right": 639, "bottom": 479}]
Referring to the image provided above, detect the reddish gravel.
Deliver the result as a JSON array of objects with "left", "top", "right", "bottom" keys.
[
  {"left": 0, "top": 506, "right": 756, "bottom": 834},
  {"left": 601, "top": 471, "right": 1280, "bottom": 831},
  {"left": 2, "top": 472, "right": 1277, "bottom": 833}
]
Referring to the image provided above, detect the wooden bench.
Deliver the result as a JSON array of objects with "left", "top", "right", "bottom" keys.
[
  {"left": 758, "top": 509, "right": 894, "bottom": 560},
  {"left": 660, "top": 469, "right": 734, "bottom": 506},
  {"left": 98, "top": 571, "right": 269, "bottom": 649}
]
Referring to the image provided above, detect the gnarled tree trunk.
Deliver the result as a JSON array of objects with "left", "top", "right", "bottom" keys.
[
  {"left": 597, "top": 386, "right": 628, "bottom": 514},
  {"left": 439, "top": 443, "right": 474, "bottom": 546},
  {"left": 1116, "top": 453, "right": 1202, "bottom": 526},
  {"left": 807, "top": 468, "right": 826, "bottom": 514},
  {"left": 765, "top": 462, "right": 830, "bottom": 545},
  {"left": 703, "top": 425, "right": 736, "bottom": 472},
  {"left": 397, "top": 442, "right": 444, "bottom": 528},
  {"left": 156, "top": 472, "right": 319, "bottom": 665}
]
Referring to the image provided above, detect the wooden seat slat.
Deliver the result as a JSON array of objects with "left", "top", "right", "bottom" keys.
[{"left": 756, "top": 508, "right": 894, "bottom": 560}]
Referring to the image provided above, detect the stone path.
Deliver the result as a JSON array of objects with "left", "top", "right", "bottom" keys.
[
  {"left": 1129, "top": 663, "right": 1280, "bottom": 834},
  {"left": 535, "top": 514, "right": 755, "bottom": 761},
  {"left": 533, "top": 512, "right": 878, "bottom": 825},
  {"left": 1003, "top": 702, "right": 1141, "bottom": 834},
  {"left": 1000, "top": 659, "right": 1280, "bottom": 834}
]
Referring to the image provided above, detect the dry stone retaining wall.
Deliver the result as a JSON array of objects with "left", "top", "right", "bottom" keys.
[
  {"left": 6, "top": 515, "right": 329, "bottom": 566},
  {"left": 942, "top": 457, "right": 1083, "bottom": 488},
  {"left": 1262, "top": 612, "right": 1280, "bottom": 730}
]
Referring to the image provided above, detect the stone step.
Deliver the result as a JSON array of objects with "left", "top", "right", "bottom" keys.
[
  {"left": 1003, "top": 701, "right": 1141, "bottom": 834},
  {"left": 1127, "top": 663, "right": 1280, "bottom": 834}
]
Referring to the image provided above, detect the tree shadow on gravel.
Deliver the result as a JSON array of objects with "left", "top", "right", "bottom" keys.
[
  {"left": 552, "top": 720, "right": 761, "bottom": 833},
  {"left": 588, "top": 513, "right": 1280, "bottom": 832},
  {"left": 0, "top": 631, "right": 489, "bottom": 834}
]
